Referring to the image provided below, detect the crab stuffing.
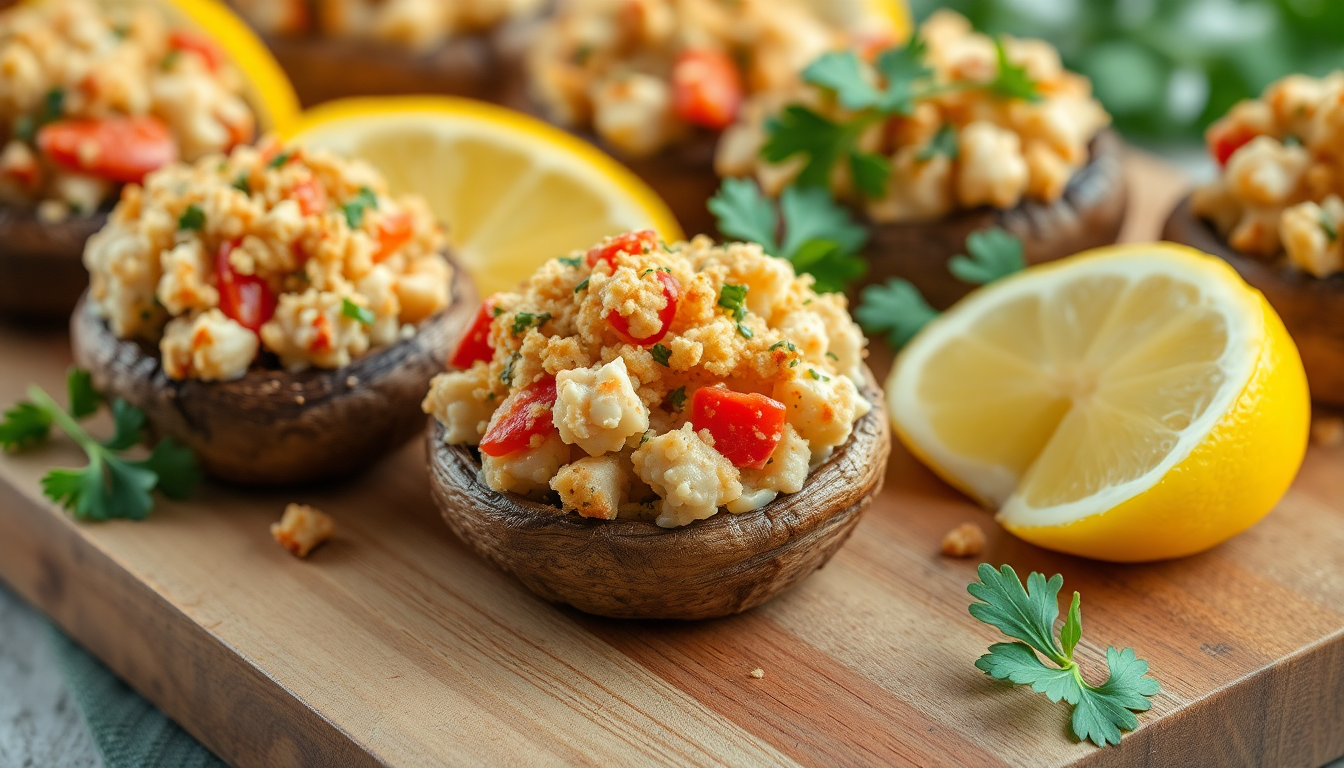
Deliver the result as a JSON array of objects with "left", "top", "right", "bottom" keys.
[
  {"left": 424, "top": 231, "right": 872, "bottom": 527},
  {"left": 83, "top": 136, "right": 451, "bottom": 381},
  {"left": 0, "top": 0, "right": 256, "bottom": 218},
  {"left": 1193, "top": 71, "right": 1344, "bottom": 277}
]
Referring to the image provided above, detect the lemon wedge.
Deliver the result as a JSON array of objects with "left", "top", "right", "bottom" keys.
[
  {"left": 887, "top": 244, "right": 1310, "bottom": 562},
  {"left": 286, "top": 96, "right": 682, "bottom": 296}
]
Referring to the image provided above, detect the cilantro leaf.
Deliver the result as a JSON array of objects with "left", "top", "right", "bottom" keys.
[
  {"left": 873, "top": 37, "right": 933, "bottom": 115},
  {"left": 778, "top": 185, "right": 868, "bottom": 259},
  {"left": 949, "top": 228, "right": 1026, "bottom": 285},
  {"left": 0, "top": 402, "right": 51, "bottom": 451},
  {"left": 988, "top": 38, "right": 1043, "bottom": 102},
  {"left": 789, "top": 239, "right": 866, "bottom": 294},
  {"left": 67, "top": 368, "right": 102, "bottom": 419},
  {"left": 708, "top": 177, "right": 781, "bottom": 253},
  {"left": 15, "top": 376, "right": 200, "bottom": 521},
  {"left": 968, "top": 564, "right": 1159, "bottom": 748},
  {"left": 102, "top": 398, "right": 146, "bottom": 451},
  {"left": 848, "top": 151, "right": 891, "bottom": 199},
  {"left": 650, "top": 344, "right": 672, "bottom": 366},
  {"left": 133, "top": 438, "right": 200, "bottom": 500},
  {"left": 342, "top": 187, "right": 378, "bottom": 228},
  {"left": 762, "top": 105, "right": 851, "bottom": 191},
  {"left": 918, "top": 124, "right": 959, "bottom": 162},
  {"left": 341, "top": 297, "right": 375, "bottom": 326},
  {"left": 856, "top": 278, "right": 938, "bottom": 348},
  {"left": 511, "top": 311, "right": 551, "bottom": 337},
  {"left": 718, "top": 283, "right": 749, "bottom": 321},
  {"left": 802, "top": 51, "right": 880, "bottom": 110}
]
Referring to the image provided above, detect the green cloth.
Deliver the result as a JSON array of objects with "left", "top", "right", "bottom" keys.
[{"left": 48, "top": 624, "right": 226, "bottom": 768}]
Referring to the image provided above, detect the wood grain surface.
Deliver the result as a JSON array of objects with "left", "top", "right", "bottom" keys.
[{"left": 2, "top": 154, "right": 1343, "bottom": 768}]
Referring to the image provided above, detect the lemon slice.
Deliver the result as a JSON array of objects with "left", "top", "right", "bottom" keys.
[
  {"left": 286, "top": 96, "right": 682, "bottom": 296},
  {"left": 887, "top": 244, "right": 1310, "bottom": 562}
]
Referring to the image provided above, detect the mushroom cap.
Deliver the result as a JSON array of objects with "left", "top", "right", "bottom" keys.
[
  {"left": 426, "top": 366, "right": 891, "bottom": 620},
  {"left": 0, "top": 205, "right": 106, "bottom": 321},
  {"left": 862, "top": 128, "right": 1129, "bottom": 309},
  {"left": 71, "top": 251, "right": 478, "bottom": 485},
  {"left": 1164, "top": 194, "right": 1344, "bottom": 405}
]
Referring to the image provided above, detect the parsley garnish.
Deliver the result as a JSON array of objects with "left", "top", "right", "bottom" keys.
[
  {"left": 511, "top": 311, "right": 551, "bottom": 336},
  {"left": 1321, "top": 213, "right": 1339, "bottom": 242},
  {"left": 500, "top": 352, "right": 520, "bottom": 385},
  {"left": 969, "top": 564, "right": 1159, "bottom": 747},
  {"left": 177, "top": 204, "right": 205, "bottom": 231},
  {"left": 859, "top": 227, "right": 1026, "bottom": 348},
  {"left": 341, "top": 298, "right": 374, "bottom": 325},
  {"left": 651, "top": 344, "right": 672, "bottom": 366},
  {"left": 709, "top": 179, "right": 868, "bottom": 293},
  {"left": 491, "top": 305, "right": 506, "bottom": 317},
  {"left": 806, "top": 368, "right": 830, "bottom": 381},
  {"left": 0, "top": 369, "right": 200, "bottom": 520},
  {"left": 268, "top": 151, "right": 292, "bottom": 169},
  {"left": 856, "top": 278, "right": 939, "bottom": 349},
  {"left": 14, "top": 88, "right": 65, "bottom": 143},
  {"left": 574, "top": 277, "right": 590, "bottom": 293},
  {"left": 987, "top": 38, "right": 1043, "bottom": 102},
  {"left": 769, "top": 340, "right": 797, "bottom": 352},
  {"left": 232, "top": 173, "right": 250, "bottom": 194},
  {"left": 667, "top": 386, "right": 687, "bottom": 410},
  {"left": 918, "top": 123, "right": 959, "bottom": 162},
  {"left": 717, "top": 283, "right": 755, "bottom": 338},
  {"left": 558, "top": 255, "right": 583, "bottom": 267},
  {"left": 342, "top": 187, "right": 378, "bottom": 228},
  {"left": 949, "top": 227, "right": 1026, "bottom": 285}
]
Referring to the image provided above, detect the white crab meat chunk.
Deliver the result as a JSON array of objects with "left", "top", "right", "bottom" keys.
[
  {"left": 553, "top": 357, "right": 650, "bottom": 456},
  {"left": 632, "top": 424, "right": 742, "bottom": 528}
]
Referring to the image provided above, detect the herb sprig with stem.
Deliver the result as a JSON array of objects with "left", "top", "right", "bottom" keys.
[
  {"left": 969, "top": 564, "right": 1159, "bottom": 747},
  {"left": 0, "top": 369, "right": 200, "bottom": 520}
]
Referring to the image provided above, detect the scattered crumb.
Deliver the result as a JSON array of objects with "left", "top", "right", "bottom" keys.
[
  {"left": 345, "top": 375, "right": 359, "bottom": 388},
  {"left": 749, "top": 668, "right": 765, "bottom": 679},
  {"left": 271, "top": 503, "right": 334, "bottom": 558},
  {"left": 941, "top": 522, "right": 986, "bottom": 558},
  {"left": 294, "top": 395, "right": 306, "bottom": 405},
  {"left": 1311, "top": 416, "right": 1344, "bottom": 447}
]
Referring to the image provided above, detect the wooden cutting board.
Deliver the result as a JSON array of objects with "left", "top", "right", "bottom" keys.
[{"left": 2, "top": 154, "right": 1342, "bottom": 768}]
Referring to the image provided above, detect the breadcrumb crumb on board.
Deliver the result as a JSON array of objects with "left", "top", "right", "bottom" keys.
[
  {"left": 271, "top": 503, "right": 335, "bottom": 558},
  {"left": 940, "top": 522, "right": 985, "bottom": 558}
]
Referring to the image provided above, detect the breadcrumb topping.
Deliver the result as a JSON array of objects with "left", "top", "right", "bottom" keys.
[{"left": 271, "top": 503, "right": 335, "bottom": 558}]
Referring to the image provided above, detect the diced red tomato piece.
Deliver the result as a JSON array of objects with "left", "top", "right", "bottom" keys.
[
  {"left": 374, "top": 210, "right": 413, "bottom": 262},
  {"left": 310, "top": 314, "right": 333, "bottom": 353},
  {"left": 690, "top": 386, "right": 787, "bottom": 469},
  {"left": 607, "top": 270, "right": 679, "bottom": 347},
  {"left": 672, "top": 49, "right": 744, "bottom": 130},
  {"left": 168, "top": 29, "right": 225, "bottom": 72},
  {"left": 36, "top": 115, "right": 178, "bottom": 184},
  {"left": 586, "top": 229, "right": 659, "bottom": 269},
  {"left": 215, "top": 240, "right": 277, "bottom": 334},
  {"left": 479, "top": 377, "right": 559, "bottom": 457},
  {"left": 290, "top": 178, "right": 327, "bottom": 216},
  {"left": 1208, "top": 121, "right": 1260, "bottom": 167},
  {"left": 449, "top": 299, "right": 497, "bottom": 369}
]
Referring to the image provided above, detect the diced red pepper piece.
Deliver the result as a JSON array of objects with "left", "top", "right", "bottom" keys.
[
  {"left": 290, "top": 178, "right": 327, "bottom": 216},
  {"left": 37, "top": 115, "right": 178, "bottom": 184},
  {"left": 586, "top": 229, "right": 659, "bottom": 269},
  {"left": 168, "top": 29, "right": 225, "bottom": 72},
  {"left": 672, "top": 49, "right": 743, "bottom": 130},
  {"left": 374, "top": 210, "right": 413, "bottom": 262},
  {"left": 449, "top": 299, "right": 497, "bottom": 369},
  {"left": 1208, "top": 121, "right": 1260, "bottom": 167},
  {"left": 215, "top": 239, "right": 277, "bottom": 334},
  {"left": 690, "top": 386, "right": 787, "bottom": 469},
  {"left": 607, "top": 270, "right": 679, "bottom": 347},
  {"left": 479, "top": 377, "right": 559, "bottom": 457}
]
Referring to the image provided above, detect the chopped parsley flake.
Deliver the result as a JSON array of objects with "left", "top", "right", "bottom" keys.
[
  {"left": 668, "top": 386, "right": 687, "bottom": 410},
  {"left": 342, "top": 186, "right": 378, "bottom": 228},
  {"left": 500, "top": 352, "right": 520, "bottom": 385},
  {"left": 574, "top": 277, "right": 590, "bottom": 293},
  {"left": 651, "top": 344, "right": 672, "bottom": 366},
  {"left": 511, "top": 311, "right": 551, "bottom": 336},
  {"left": 558, "top": 255, "right": 583, "bottom": 267},
  {"left": 769, "top": 340, "right": 798, "bottom": 352},
  {"left": 268, "top": 151, "right": 292, "bottom": 169},
  {"left": 1322, "top": 213, "right": 1339, "bottom": 242},
  {"left": 177, "top": 204, "right": 205, "bottom": 231},
  {"left": 341, "top": 298, "right": 375, "bottom": 325},
  {"left": 807, "top": 368, "right": 830, "bottom": 381},
  {"left": 231, "top": 173, "right": 250, "bottom": 194}
]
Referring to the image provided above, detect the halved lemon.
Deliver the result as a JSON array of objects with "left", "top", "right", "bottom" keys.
[
  {"left": 286, "top": 96, "right": 682, "bottom": 296},
  {"left": 887, "top": 244, "right": 1310, "bottom": 562}
]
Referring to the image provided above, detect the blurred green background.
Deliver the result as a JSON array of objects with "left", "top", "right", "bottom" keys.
[{"left": 909, "top": 0, "right": 1344, "bottom": 145}]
